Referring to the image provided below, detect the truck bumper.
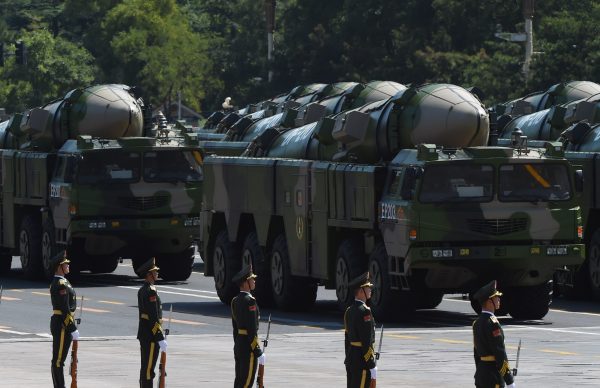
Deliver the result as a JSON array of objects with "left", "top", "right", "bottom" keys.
[
  {"left": 69, "top": 216, "right": 200, "bottom": 256},
  {"left": 407, "top": 243, "right": 585, "bottom": 289}
]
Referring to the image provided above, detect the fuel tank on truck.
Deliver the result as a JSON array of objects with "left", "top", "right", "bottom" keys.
[
  {"left": 251, "top": 83, "right": 489, "bottom": 163},
  {"left": 0, "top": 84, "right": 144, "bottom": 151}
]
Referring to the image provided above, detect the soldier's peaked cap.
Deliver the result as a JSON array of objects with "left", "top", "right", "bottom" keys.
[
  {"left": 232, "top": 265, "right": 257, "bottom": 284},
  {"left": 50, "top": 250, "right": 70, "bottom": 272},
  {"left": 136, "top": 258, "right": 160, "bottom": 276},
  {"left": 473, "top": 280, "right": 503, "bottom": 304},
  {"left": 349, "top": 272, "right": 373, "bottom": 290}
]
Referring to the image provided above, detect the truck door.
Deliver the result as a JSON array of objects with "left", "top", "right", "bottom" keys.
[
  {"left": 49, "top": 155, "right": 75, "bottom": 241},
  {"left": 379, "top": 167, "right": 418, "bottom": 258}
]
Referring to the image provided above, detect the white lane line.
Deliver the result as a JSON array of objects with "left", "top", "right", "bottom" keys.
[
  {"left": 0, "top": 328, "right": 29, "bottom": 335},
  {"left": 157, "top": 285, "right": 217, "bottom": 295},
  {"left": 117, "top": 285, "right": 219, "bottom": 300},
  {"left": 443, "top": 297, "right": 600, "bottom": 317},
  {"left": 511, "top": 325, "right": 600, "bottom": 336}
]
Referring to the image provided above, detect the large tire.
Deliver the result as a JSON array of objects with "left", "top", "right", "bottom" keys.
[
  {"left": 415, "top": 290, "right": 444, "bottom": 310},
  {"left": 242, "top": 232, "right": 273, "bottom": 306},
  {"left": 41, "top": 218, "right": 60, "bottom": 279},
  {"left": 508, "top": 280, "right": 553, "bottom": 320},
  {"left": 0, "top": 253, "right": 11, "bottom": 275},
  {"left": 335, "top": 239, "right": 366, "bottom": 311},
  {"left": 157, "top": 247, "right": 194, "bottom": 281},
  {"left": 19, "top": 215, "right": 43, "bottom": 280},
  {"left": 270, "top": 234, "right": 316, "bottom": 311},
  {"left": 89, "top": 256, "right": 120, "bottom": 274},
  {"left": 587, "top": 229, "right": 600, "bottom": 300},
  {"left": 368, "top": 243, "right": 415, "bottom": 321},
  {"left": 213, "top": 231, "right": 240, "bottom": 304}
]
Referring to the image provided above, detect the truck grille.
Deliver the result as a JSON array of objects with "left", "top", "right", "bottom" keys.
[
  {"left": 467, "top": 218, "right": 527, "bottom": 235},
  {"left": 119, "top": 195, "right": 169, "bottom": 211}
]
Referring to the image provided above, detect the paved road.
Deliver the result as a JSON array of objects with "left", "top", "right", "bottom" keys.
[{"left": 1, "top": 256, "right": 600, "bottom": 387}]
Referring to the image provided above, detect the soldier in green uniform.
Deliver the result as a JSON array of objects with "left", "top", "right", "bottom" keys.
[
  {"left": 231, "top": 265, "right": 265, "bottom": 388},
  {"left": 136, "top": 258, "right": 167, "bottom": 388},
  {"left": 472, "top": 280, "right": 515, "bottom": 388},
  {"left": 49, "top": 251, "right": 79, "bottom": 388},
  {"left": 344, "top": 272, "right": 377, "bottom": 388}
]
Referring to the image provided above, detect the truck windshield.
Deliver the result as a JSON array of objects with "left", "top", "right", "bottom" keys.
[
  {"left": 77, "top": 151, "right": 140, "bottom": 184},
  {"left": 143, "top": 150, "right": 203, "bottom": 183},
  {"left": 419, "top": 164, "right": 494, "bottom": 203},
  {"left": 499, "top": 163, "right": 571, "bottom": 202}
]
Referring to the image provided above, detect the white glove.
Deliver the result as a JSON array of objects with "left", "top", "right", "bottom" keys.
[
  {"left": 507, "top": 384, "right": 515, "bottom": 388},
  {"left": 370, "top": 366, "right": 377, "bottom": 379},
  {"left": 71, "top": 330, "right": 80, "bottom": 341},
  {"left": 258, "top": 353, "right": 266, "bottom": 365},
  {"left": 158, "top": 339, "right": 168, "bottom": 353}
]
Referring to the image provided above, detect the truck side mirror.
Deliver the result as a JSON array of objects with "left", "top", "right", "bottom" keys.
[{"left": 574, "top": 169, "right": 584, "bottom": 192}]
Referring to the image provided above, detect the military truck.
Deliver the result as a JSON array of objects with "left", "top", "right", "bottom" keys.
[
  {"left": 201, "top": 82, "right": 584, "bottom": 320},
  {"left": 0, "top": 84, "right": 202, "bottom": 280},
  {"left": 495, "top": 83, "right": 600, "bottom": 299}
]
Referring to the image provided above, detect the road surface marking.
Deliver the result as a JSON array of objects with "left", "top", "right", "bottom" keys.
[
  {"left": 98, "top": 300, "right": 125, "bottom": 305},
  {"left": 388, "top": 334, "right": 421, "bottom": 340},
  {"left": 539, "top": 349, "right": 578, "bottom": 356},
  {"left": 82, "top": 307, "right": 110, "bottom": 313},
  {"left": 1, "top": 296, "right": 21, "bottom": 301},
  {"left": 171, "top": 318, "right": 206, "bottom": 326},
  {"left": 31, "top": 291, "right": 49, "bottom": 296},
  {"left": 433, "top": 338, "right": 470, "bottom": 344},
  {"left": 158, "top": 285, "right": 218, "bottom": 295},
  {"left": 117, "top": 285, "right": 219, "bottom": 300},
  {"left": 0, "top": 328, "right": 29, "bottom": 335}
]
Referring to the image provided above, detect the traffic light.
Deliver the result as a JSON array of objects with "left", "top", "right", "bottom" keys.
[{"left": 15, "top": 41, "right": 26, "bottom": 65}]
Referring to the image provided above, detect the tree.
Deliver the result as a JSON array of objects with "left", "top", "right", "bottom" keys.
[
  {"left": 99, "top": 0, "right": 214, "bottom": 114},
  {"left": 0, "top": 29, "right": 96, "bottom": 113}
]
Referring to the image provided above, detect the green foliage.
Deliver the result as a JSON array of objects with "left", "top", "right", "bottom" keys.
[
  {"left": 0, "top": 0, "right": 599, "bottom": 114},
  {"left": 0, "top": 29, "right": 96, "bottom": 112}
]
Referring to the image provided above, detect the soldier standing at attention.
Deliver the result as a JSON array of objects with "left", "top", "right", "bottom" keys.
[
  {"left": 49, "top": 251, "right": 79, "bottom": 388},
  {"left": 231, "top": 265, "right": 265, "bottom": 387},
  {"left": 136, "top": 258, "right": 167, "bottom": 388},
  {"left": 472, "top": 280, "right": 515, "bottom": 388},
  {"left": 344, "top": 272, "right": 377, "bottom": 388}
]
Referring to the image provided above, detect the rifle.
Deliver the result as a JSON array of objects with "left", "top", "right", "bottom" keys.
[
  {"left": 513, "top": 339, "right": 522, "bottom": 377},
  {"left": 70, "top": 295, "right": 84, "bottom": 388},
  {"left": 159, "top": 304, "right": 173, "bottom": 388},
  {"left": 370, "top": 325, "right": 384, "bottom": 388},
  {"left": 256, "top": 314, "right": 271, "bottom": 388}
]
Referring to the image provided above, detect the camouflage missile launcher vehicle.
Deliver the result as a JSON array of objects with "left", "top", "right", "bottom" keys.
[
  {"left": 495, "top": 82, "right": 600, "bottom": 300},
  {"left": 201, "top": 82, "right": 584, "bottom": 320},
  {"left": 0, "top": 84, "right": 203, "bottom": 280}
]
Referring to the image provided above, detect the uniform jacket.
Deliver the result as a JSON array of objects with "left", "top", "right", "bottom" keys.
[
  {"left": 344, "top": 299, "right": 376, "bottom": 369},
  {"left": 50, "top": 275, "right": 77, "bottom": 333},
  {"left": 231, "top": 291, "right": 262, "bottom": 357},
  {"left": 137, "top": 281, "right": 164, "bottom": 342},
  {"left": 473, "top": 311, "right": 514, "bottom": 386}
]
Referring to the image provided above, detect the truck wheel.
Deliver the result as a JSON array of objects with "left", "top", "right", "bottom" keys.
[
  {"left": 508, "top": 281, "right": 553, "bottom": 320},
  {"left": 157, "top": 248, "right": 194, "bottom": 281},
  {"left": 588, "top": 230, "right": 600, "bottom": 300},
  {"left": 0, "top": 253, "right": 11, "bottom": 275},
  {"left": 415, "top": 291, "right": 444, "bottom": 309},
  {"left": 89, "top": 256, "right": 119, "bottom": 274},
  {"left": 270, "top": 234, "right": 316, "bottom": 311},
  {"left": 19, "top": 215, "right": 43, "bottom": 280},
  {"left": 42, "top": 218, "right": 60, "bottom": 279},
  {"left": 335, "top": 239, "right": 366, "bottom": 311},
  {"left": 213, "top": 231, "right": 240, "bottom": 304},
  {"left": 368, "top": 243, "right": 415, "bottom": 321},
  {"left": 242, "top": 232, "right": 274, "bottom": 306}
]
